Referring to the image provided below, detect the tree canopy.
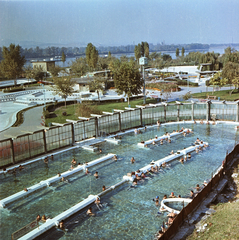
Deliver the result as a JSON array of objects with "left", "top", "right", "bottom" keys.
[
  {"left": 85, "top": 43, "right": 98, "bottom": 70},
  {"left": 1, "top": 44, "right": 26, "bottom": 83},
  {"left": 112, "top": 61, "right": 143, "bottom": 105},
  {"left": 52, "top": 76, "right": 76, "bottom": 107}
]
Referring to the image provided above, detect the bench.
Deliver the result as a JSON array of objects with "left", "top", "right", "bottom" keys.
[{"left": 207, "top": 96, "right": 217, "bottom": 100}]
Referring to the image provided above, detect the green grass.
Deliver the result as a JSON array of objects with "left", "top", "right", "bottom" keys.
[
  {"left": 45, "top": 98, "right": 159, "bottom": 126},
  {"left": 187, "top": 200, "right": 239, "bottom": 240},
  {"left": 191, "top": 89, "right": 239, "bottom": 101}
]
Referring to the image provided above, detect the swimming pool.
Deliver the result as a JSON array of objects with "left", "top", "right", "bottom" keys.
[{"left": 0, "top": 122, "right": 238, "bottom": 240}]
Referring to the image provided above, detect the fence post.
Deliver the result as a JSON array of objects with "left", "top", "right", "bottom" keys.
[
  {"left": 236, "top": 101, "right": 239, "bottom": 122},
  {"left": 71, "top": 123, "right": 75, "bottom": 144},
  {"left": 118, "top": 112, "right": 121, "bottom": 132},
  {"left": 42, "top": 129, "right": 47, "bottom": 153},
  {"left": 164, "top": 105, "right": 167, "bottom": 123},
  {"left": 206, "top": 101, "right": 211, "bottom": 121},
  {"left": 10, "top": 138, "right": 16, "bottom": 164},
  {"left": 191, "top": 102, "right": 194, "bottom": 121},
  {"left": 177, "top": 104, "right": 180, "bottom": 122},
  {"left": 140, "top": 108, "right": 143, "bottom": 126},
  {"left": 95, "top": 117, "right": 99, "bottom": 137}
]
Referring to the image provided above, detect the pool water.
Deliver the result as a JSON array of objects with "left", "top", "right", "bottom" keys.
[{"left": 0, "top": 123, "right": 238, "bottom": 240}]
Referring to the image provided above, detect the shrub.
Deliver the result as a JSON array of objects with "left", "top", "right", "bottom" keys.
[{"left": 62, "top": 111, "right": 67, "bottom": 116}]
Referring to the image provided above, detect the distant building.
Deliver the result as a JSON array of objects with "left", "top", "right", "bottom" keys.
[{"left": 32, "top": 61, "right": 55, "bottom": 72}]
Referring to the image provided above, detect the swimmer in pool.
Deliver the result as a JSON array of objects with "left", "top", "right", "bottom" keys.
[
  {"left": 113, "top": 155, "right": 117, "bottom": 161},
  {"left": 180, "top": 157, "right": 184, "bottom": 164},
  {"left": 99, "top": 149, "right": 102, "bottom": 153},
  {"left": 36, "top": 214, "right": 41, "bottom": 222},
  {"left": 95, "top": 197, "right": 103, "bottom": 209},
  {"left": 94, "top": 172, "right": 99, "bottom": 179},
  {"left": 169, "top": 192, "right": 176, "bottom": 198},
  {"left": 187, "top": 153, "right": 191, "bottom": 159},
  {"left": 71, "top": 158, "right": 77, "bottom": 165},
  {"left": 102, "top": 185, "right": 106, "bottom": 191},
  {"left": 153, "top": 196, "right": 160, "bottom": 206},
  {"left": 85, "top": 168, "right": 90, "bottom": 174},
  {"left": 131, "top": 157, "right": 135, "bottom": 164}
]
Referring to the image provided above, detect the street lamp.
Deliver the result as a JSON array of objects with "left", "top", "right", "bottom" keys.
[{"left": 139, "top": 57, "right": 148, "bottom": 104}]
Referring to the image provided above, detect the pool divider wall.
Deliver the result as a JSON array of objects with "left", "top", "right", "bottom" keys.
[
  {"left": 124, "top": 142, "right": 207, "bottom": 182},
  {"left": 137, "top": 128, "right": 191, "bottom": 147},
  {"left": 18, "top": 180, "right": 128, "bottom": 240},
  {"left": 0, "top": 153, "right": 115, "bottom": 208},
  {"left": 160, "top": 198, "right": 192, "bottom": 214}
]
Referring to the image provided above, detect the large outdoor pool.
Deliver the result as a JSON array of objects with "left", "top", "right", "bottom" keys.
[{"left": 0, "top": 122, "right": 238, "bottom": 240}]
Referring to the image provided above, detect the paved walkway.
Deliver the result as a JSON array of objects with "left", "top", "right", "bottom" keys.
[{"left": 0, "top": 105, "right": 45, "bottom": 139}]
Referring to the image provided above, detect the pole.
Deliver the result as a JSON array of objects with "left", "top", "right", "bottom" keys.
[{"left": 143, "top": 65, "right": 146, "bottom": 104}]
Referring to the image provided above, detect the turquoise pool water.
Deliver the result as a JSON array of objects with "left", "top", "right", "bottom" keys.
[{"left": 0, "top": 123, "right": 238, "bottom": 240}]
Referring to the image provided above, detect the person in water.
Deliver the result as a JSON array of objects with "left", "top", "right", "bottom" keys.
[
  {"left": 87, "top": 207, "right": 95, "bottom": 216},
  {"left": 169, "top": 192, "right": 176, "bottom": 198},
  {"left": 94, "top": 172, "right": 99, "bottom": 179},
  {"left": 153, "top": 196, "right": 160, "bottom": 206},
  {"left": 95, "top": 197, "right": 103, "bottom": 209},
  {"left": 131, "top": 157, "right": 135, "bottom": 164},
  {"left": 71, "top": 158, "right": 77, "bottom": 165},
  {"left": 59, "top": 220, "right": 66, "bottom": 231},
  {"left": 36, "top": 214, "right": 41, "bottom": 222},
  {"left": 102, "top": 185, "right": 106, "bottom": 191}
]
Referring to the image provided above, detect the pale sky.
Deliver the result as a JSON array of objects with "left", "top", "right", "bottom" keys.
[{"left": 0, "top": 0, "right": 239, "bottom": 47}]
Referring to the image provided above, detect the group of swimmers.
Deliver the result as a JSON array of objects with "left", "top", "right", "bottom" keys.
[{"left": 36, "top": 214, "right": 50, "bottom": 223}]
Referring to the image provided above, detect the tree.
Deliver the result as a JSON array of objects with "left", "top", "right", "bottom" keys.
[
  {"left": 222, "top": 62, "right": 239, "bottom": 94},
  {"left": 70, "top": 57, "right": 88, "bottom": 77},
  {"left": 24, "top": 65, "right": 33, "bottom": 85},
  {"left": 209, "top": 72, "right": 228, "bottom": 92},
  {"left": 112, "top": 61, "right": 143, "bottom": 105},
  {"left": 89, "top": 77, "right": 105, "bottom": 101},
  {"left": 1, "top": 44, "right": 26, "bottom": 85},
  {"left": 52, "top": 76, "right": 76, "bottom": 108},
  {"left": 134, "top": 43, "right": 141, "bottom": 62},
  {"left": 181, "top": 47, "right": 185, "bottom": 57},
  {"left": 61, "top": 51, "right": 66, "bottom": 66},
  {"left": 32, "top": 66, "right": 46, "bottom": 81},
  {"left": 85, "top": 43, "right": 98, "bottom": 70},
  {"left": 49, "top": 65, "right": 62, "bottom": 77},
  {"left": 176, "top": 48, "right": 179, "bottom": 58}
]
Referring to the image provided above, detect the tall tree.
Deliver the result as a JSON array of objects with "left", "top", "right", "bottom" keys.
[
  {"left": 134, "top": 43, "right": 141, "bottom": 63},
  {"left": 61, "top": 51, "right": 66, "bottom": 67},
  {"left": 1, "top": 44, "right": 26, "bottom": 85},
  {"left": 112, "top": 61, "right": 143, "bottom": 105},
  {"left": 181, "top": 47, "right": 185, "bottom": 57},
  {"left": 85, "top": 43, "right": 98, "bottom": 70},
  {"left": 52, "top": 76, "right": 76, "bottom": 107},
  {"left": 176, "top": 48, "right": 179, "bottom": 58}
]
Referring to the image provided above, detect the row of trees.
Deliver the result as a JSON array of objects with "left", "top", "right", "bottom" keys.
[{"left": 0, "top": 43, "right": 213, "bottom": 61}]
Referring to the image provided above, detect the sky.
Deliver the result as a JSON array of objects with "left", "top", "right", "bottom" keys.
[{"left": 0, "top": 0, "right": 239, "bottom": 47}]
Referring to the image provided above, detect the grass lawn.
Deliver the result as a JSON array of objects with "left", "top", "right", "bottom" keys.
[
  {"left": 191, "top": 89, "right": 239, "bottom": 101},
  {"left": 45, "top": 98, "right": 159, "bottom": 126}
]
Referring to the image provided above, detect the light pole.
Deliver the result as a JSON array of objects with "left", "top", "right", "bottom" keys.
[{"left": 139, "top": 57, "right": 148, "bottom": 104}]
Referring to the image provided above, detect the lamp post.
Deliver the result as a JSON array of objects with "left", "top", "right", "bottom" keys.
[{"left": 139, "top": 57, "right": 148, "bottom": 104}]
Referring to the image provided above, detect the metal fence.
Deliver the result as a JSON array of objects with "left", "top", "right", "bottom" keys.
[{"left": 1, "top": 102, "right": 239, "bottom": 168}]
